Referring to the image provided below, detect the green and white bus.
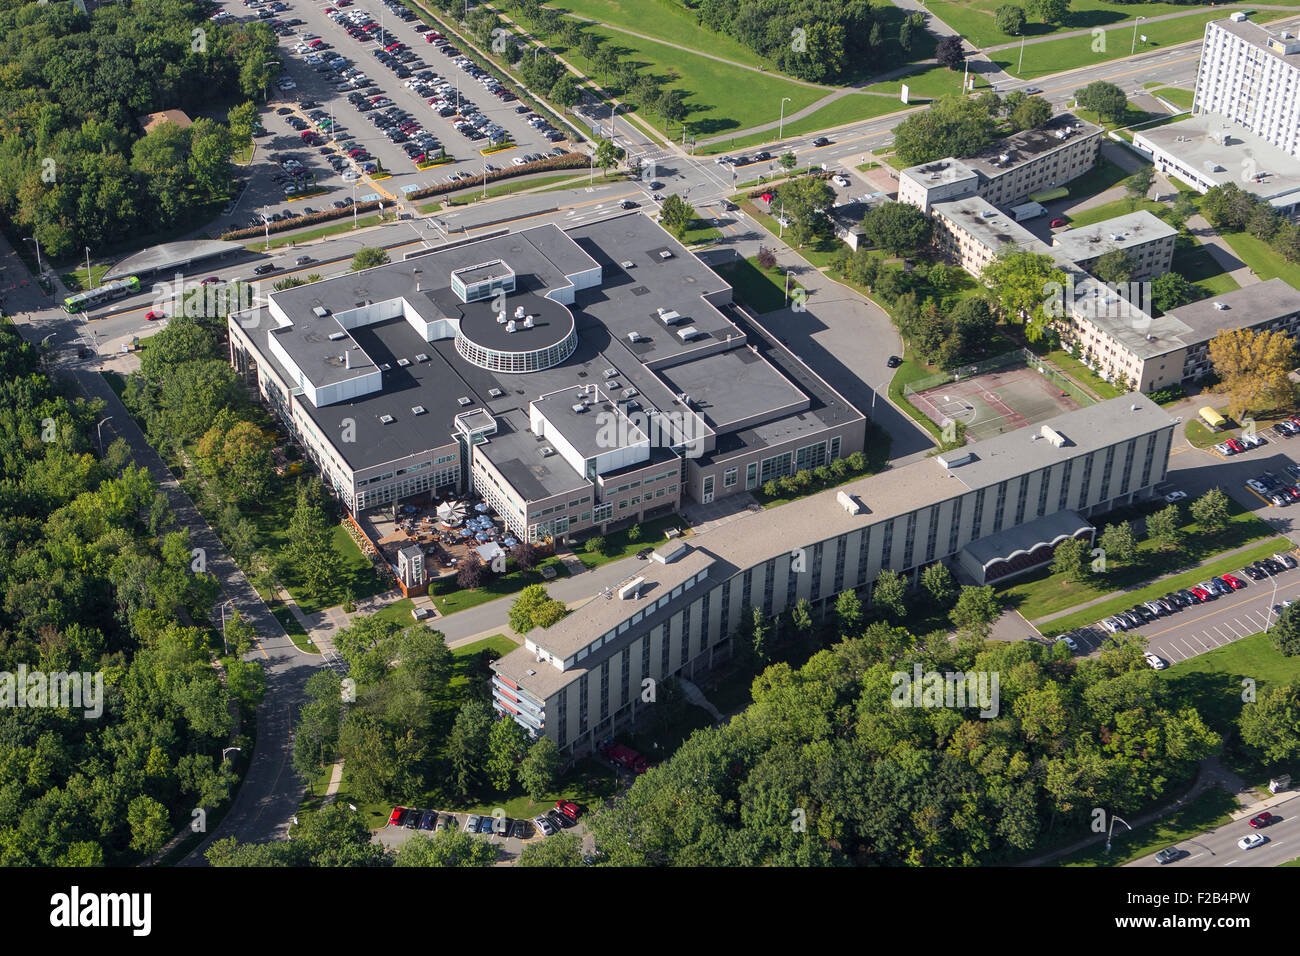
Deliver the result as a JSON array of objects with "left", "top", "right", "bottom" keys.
[{"left": 63, "top": 275, "right": 141, "bottom": 313}]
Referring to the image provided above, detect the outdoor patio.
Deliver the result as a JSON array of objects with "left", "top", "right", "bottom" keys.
[{"left": 361, "top": 495, "right": 522, "bottom": 578}]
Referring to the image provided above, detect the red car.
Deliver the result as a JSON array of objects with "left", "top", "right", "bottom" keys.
[
  {"left": 1227, "top": 438, "right": 1246, "bottom": 453},
  {"left": 1221, "top": 573, "right": 1246, "bottom": 590},
  {"left": 556, "top": 799, "right": 580, "bottom": 821},
  {"left": 144, "top": 309, "right": 164, "bottom": 321},
  {"left": 200, "top": 276, "right": 222, "bottom": 285},
  {"left": 1249, "top": 811, "right": 1276, "bottom": 828},
  {"left": 388, "top": 806, "right": 407, "bottom": 826},
  {"left": 1050, "top": 218, "right": 1067, "bottom": 227},
  {"left": 1190, "top": 586, "right": 1211, "bottom": 602}
]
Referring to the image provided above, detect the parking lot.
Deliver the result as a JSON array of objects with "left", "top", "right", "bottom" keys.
[
  {"left": 216, "top": 0, "right": 571, "bottom": 232},
  {"left": 1060, "top": 549, "right": 1300, "bottom": 665},
  {"left": 375, "top": 802, "right": 589, "bottom": 863}
]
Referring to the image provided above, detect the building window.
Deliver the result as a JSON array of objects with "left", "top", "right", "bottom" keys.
[
  {"left": 745, "top": 462, "right": 758, "bottom": 489},
  {"left": 723, "top": 467, "right": 738, "bottom": 488}
]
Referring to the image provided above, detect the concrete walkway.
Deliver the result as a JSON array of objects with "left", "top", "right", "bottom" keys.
[
  {"left": 1032, "top": 536, "right": 1289, "bottom": 626},
  {"left": 321, "top": 760, "right": 344, "bottom": 806}
]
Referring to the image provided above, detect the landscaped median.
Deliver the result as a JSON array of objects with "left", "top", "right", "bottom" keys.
[{"left": 1035, "top": 537, "right": 1297, "bottom": 639}]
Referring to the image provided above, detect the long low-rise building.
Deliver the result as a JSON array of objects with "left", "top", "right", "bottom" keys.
[
  {"left": 227, "top": 213, "right": 865, "bottom": 544},
  {"left": 493, "top": 393, "right": 1176, "bottom": 754}
]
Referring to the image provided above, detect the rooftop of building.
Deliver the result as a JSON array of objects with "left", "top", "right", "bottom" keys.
[
  {"left": 656, "top": 346, "right": 808, "bottom": 433},
  {"left": 1135, "top": 115, "right": 1300, "bottom": 207},
  {"left": 901, "top": 157, "right": 979, "bottom": 189},
  {"left": 932, "top": 195, "right": 1048, "bottom": 254},
  {"left": 455, "top": 289, "right": 574, "bottom": 353},
  {"left": 476, "top": 407, "right": 592, "bottom": 502},
  {"left": 534, "top": 384, "right": 649, "bottom": 459},
  {"left": 1051, "top": 210, "right": 1177, "bottom": 262},
  {"left": 1074, "top": 277, "right": 1300, "bottom": 359},
  {"left": 104, "top": 239, "right": 244, "bottom": 280},
  {"left": 1209, "top": 14, "right": 1300, "bottom": 65},
  {"left": 961, "top": 113, "right": 1103, "bottom": 180}
]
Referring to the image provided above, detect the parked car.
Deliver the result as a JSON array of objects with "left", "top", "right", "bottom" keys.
[
  {"left": 556, "top": 799, "right": 580, "bottom": 821},
  {"left": 533, "top": 815, "right": 556, "bottom": 836},
  {"left": 546, "top": 809, "right": 575, "bottom": 830},
  {"left": 1275, "top": 552, "right": 1299, "bottom": 569},
  {"left": 509, "top": 818, "right": 529, "bottom": 839},
  {"left": 464, "top": 814, "right": 481, "bottom": 832},
  {"left": 388, "top": 806, "right": 407, "bottom": 826},
  {"left": 887, "top": 355, "right": 902, "bottom": 368},
  {"left": 1164, "top": 490, "right": 1187, "bottom": 502},
  {"left": 419, "top": 809, "right": 437, "bottom": 830},
  {"left": 1249, "top": 811, "right": 1276, "bottom": 828},
  {"left": 1055, "top": 635, "right": 1079, "bottom": 652},
  {"left": 1222, "top": 573, "right": 1246, "bottom": 590},
  {"left": 1144, "top": 652, "right": 1167, "bottom": 670}
]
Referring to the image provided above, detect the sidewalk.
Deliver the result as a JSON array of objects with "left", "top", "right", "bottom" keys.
[{"left": 1033, "top": 537, "right": 1294, "bottom": 626}]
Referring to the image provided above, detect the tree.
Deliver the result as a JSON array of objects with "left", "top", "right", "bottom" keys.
[
  {"left": 660, "top": 193, "right": 697, "bottom": 240},
  {"left": 351, "top": 247, "right": 390, "bottom": 271},
  {"left": 891, "top": 96, "right": 997, "bottom": 166},
  {"left": 1010, "top": 95, "right": 1052, "bottom": 132},
  {"left": 127, "top": 795, "right": 171, "bottom": 856},
  {"left": 1098, "top": 521, "right": 1137, "bottom": 565},
  {"left": 756, "top": 246, "right": 777, "bottom": 271},
  {"left": 592, "top": 135, "right": 624, "bottom": 176},
  {"left": 835, "top": 589, "right": 863, "bottom": 635},
  {"left": 585, "top": 535, "right": 607, "bottom": 554},
  {"left": 872, "top": 569, "right": 907, "bottom": 618},
  {"left": 1092, "top": 249, "right": 1135, "bottom": 287},
  {"left": 1074, "top": 81, "right": 1127, "bottom": 123},
  {"left": 774, "top": 175, "right": 836, "bottom": 248},
  {"left": 1124, "top": 166, "right": 1154, "bottom": 202},
  {"left": 1269, "top": 608, "right": 1300, "bottom": 656},
  {"left": 949, "top": 296, "right": 998, "bottom": 356},
  {"left": 936, "top": 35, "right": 965, "bottom": 71},
  {"left": 1051, "top": 536, "right": 1090, "bottom": 582},
  {"left": 1240, "top": 680, "right": 1300, "bottom": 762},
  {"left": 1151, "top": 272, "right": 1196, "bottom": 313},
  {"left": 1036, "top": 0, "right": 1069, "bottom": 24},
  {"left": 627, "top": 524, "right": 642, "bottom": 542},
  {"left": 447, "top": 699, "right": 493, "bottom": 798},
  {"left": 791, "top": 597, "right": 814, "bottom": 638},
  {"left": 899, "top": 16, "right": 914, "bottom": 52},
  {"left": 518, "top": 737, "right": 561, "bottom": 801},
  {"left": 982, "top": 249, "right": 1067, "bottom": 336},
  {"left": 950, "top": 585, "right": 1002, "bottom": 641},
  {"left": 657, "top": 89, "right": 687, "bottom": 130},
  {"left": 1208, "top": 328, "right": 1296, "bottom": 420},
  {"left": 486, "top": 717, "right": 528, "bottom": 791},
  {"left": 1191, "top": 488, "right": 1230, "bottom": 533},
  {"left": 1144, "top": 504, "right": 1183, "bottom": 551},
  {"left": 921, "top": 563, "right": 956, "bottom": 607},
  {"left": 457, "top": 559, "right": 486, "bottom": 590},
  {"left": 509, "top": 583, "right": 567, "bottom": 633},
  {"left": 550, "top": 74, "right": 579, "bottom": 113},
  {"left": 995, "top": 4, "right": 1026, "bottom": 34},
  {"left": 287, "top": 479, "right": 338, "bottom": 601},
  {"left": 861, "top": 202, "right": 932, "bottom": 258},
  {"left": 778, "top": 152, "right": 797, "bottom": 171},
  {"left": 518, "top": 832, "right": 584, "bottom": 866},
  {"left": 396, "top": 830, "right": 497, "bottom": 866}
]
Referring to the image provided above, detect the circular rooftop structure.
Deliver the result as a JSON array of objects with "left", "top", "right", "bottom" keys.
[{"left": 455, "top": 293, "right": 577, "bottom": 374}]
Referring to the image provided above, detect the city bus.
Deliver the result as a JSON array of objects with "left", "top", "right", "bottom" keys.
[{"left": 62, "top": 275, "right": 141, "bottom": 313}]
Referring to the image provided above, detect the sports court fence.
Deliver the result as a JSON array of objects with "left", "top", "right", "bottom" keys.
[{"left": 903, "top": 348, "right": 1096, "bottom": 409}]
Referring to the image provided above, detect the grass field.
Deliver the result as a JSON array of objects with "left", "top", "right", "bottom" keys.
[
  {"left": 1056, "top": 788, "right": 1237, "bottom": 866},
  {"left": 1172, "top": 242, "right": 1241, "bottom": 297},
  {"left": 427, "top": 556, "right": 570, "bottom": 617},
  {"left": 550, "top": 0, "right": 771, "bottom": 69},
  {"left": 571, "top": 513, "right": 689, "bottom": 569},
  {"left": 574, "top": 24, "right": 826, "bottom": 140},
  {"left": 1045, "top": 349, "right": 1125, "bottom": 400},
  {"left": 60, "top": 265, "right": 112, "bottom": 293},
  {"left": 270, "top": 605, "right": 319, "bottom": 654},
  {"left": 925, "top": 0, "right": 1249, "bottom": 51},
  {"left": 444, "top": 172, "right": 585, "bottom": 205},
  {"left": 1218, "top": 230, "right": 1300, "bottom": 290},
  {"left": 865, "top": 62, "right": 983, "bottom": 99},
  {"left": 1146, "top": 85, "right": 1195, "bottom": 110},
  {"left": 1033, "top": 537, "right": 1296, "bottom": 638},
  {"left": 1061, "top": 196, "right": 1165, "bottom": 228},
  {"left": 245, "top": 214, "right": 387, "bottom": 251},
  {"left": 714, "top": 255, "right": 803, "bottom": 313}
]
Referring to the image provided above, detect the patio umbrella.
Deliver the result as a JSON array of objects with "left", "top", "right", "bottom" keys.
[
  {"left": 437, "top": 500, "right": 468, "bottom": 526},
  {"left": 475, "top": 503, "right": 489, "bottom": 513},
  {"left": 503, "top": 537, "right": 518, "bottom": 547}
]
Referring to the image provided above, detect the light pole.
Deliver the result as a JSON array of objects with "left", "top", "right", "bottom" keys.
[
  {"left": 778, "top": 96, "right": 791, "bottom": 140},
  {"left": 1105, "top": 814, "right": 1132, "bottom": 854},
  {"left": 1018, "top": 31, "right": 1026, "bottom": 75},
  {"left": 219, "top": 599, "right": 235, "bottom": 654},
  {"left": 85, "top": 247, "right": 93, "bottom": 289},
  {"left": 352, "top": 182, "right": 358, "bottom": 228},
  {"left": 1266, "top": 571, "right": 1281, "bottom": 632},
  {"left": 784, "top": 269, "right": 791, "bottom": 307},
  {"left": 95, "top": 417, "right": 112, "bottom": 456},
  {"left": 262, "top": 208, "right": 271, "bottom": 251},
  {"left": 24, "top": 236, "right": 43, "bottom": 276},
  {"left": 1131, "top": 17, "right": 1146, "bottom": 56},
  {"left": 222, "top": 747, "right": 242, "bottom": 762}
]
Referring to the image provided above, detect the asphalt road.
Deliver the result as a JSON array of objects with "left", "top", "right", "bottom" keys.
[{"left": 1129, "top": 793, "right": 1300, "bottom": 867}]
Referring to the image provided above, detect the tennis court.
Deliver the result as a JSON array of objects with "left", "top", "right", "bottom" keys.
[{"left": 910, "top": 363, "right": 1085, "bottom": 442}]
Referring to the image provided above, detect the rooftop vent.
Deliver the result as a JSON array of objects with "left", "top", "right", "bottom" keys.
[
  {"left": 658, "top": 250, "right": 673, "bottom": 260},
  {"left": 514, "top": 306, "right": 526, "bottom": 320},
  {"left": 538, "top": 446, "right": 554, "bottom": 457},
  {"left": 603, "top": 368, "right": 617, "bottom": 378},
  {"left": 506, "top": 320, "right": 517, "bottom": 333},
  {"left": 523, "top": 315, "right": 534, "bottom": 329},
  {"left": 380, "top": 363, "right": 392, "bottom": 371},
  {"left": 457, "top": 396, "right": 472, "bottom": 406},
  {"left": 496, "top": 310, "right": 507, "bottom": 324},
  {"left": 313, "top": 305, "right": 330, "bottom": 317},
  {"left": 415, "top": 353, "right": 429, "bottom": 362},
  {"left": 627, "top": 331, "right": 642, "bottom": 343},
  {"left": 571, "top": 403, "right": 587, "bottom": 413},
  {"left": 489, "top": 388, "right": 503, "bottom": 398},
  {"left": 397, "top": 357, "right": 411, "bottom": 367},
  {"left": 607, "top": 381, "right": 620, "bottom": 390},
  {"left": 411, "top": 405, "right": 427, "bottom": 415},
  {"left": 379, "top": 414, "right": 395, "bottom": 424},
  {"left": 328, "top": 331, "right": 347, "bottom": 341},
  {"left": 623, "top": 387, "right": 638, "bottom": 398},
  {"left": 620, "top": 260, "right": 635, "bottom": 269}
]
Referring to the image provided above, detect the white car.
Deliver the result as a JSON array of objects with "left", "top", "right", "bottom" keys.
[
  {"left": 1164, "top": 491, "right": 1187, "bottom": 502},
  {"left": 1214, "top": 442, "right": 1233, "bottom": 455},
  {"left": 832, "top": 175, "right": 850, "bottom": 187},
  {"left": 511, "top": 156, "right": 526, "bottom": 166},
  {"left": 341, "top": 170, "right": 360, "bottom": 182},
  {"left": 1238, "top": 833, "right": 1267, "bottom": 850},
  {"left": 1247, "top": 478, "right": 1269, "bottom": 494},
  {"left": 1099, "top": 618, "right": 1119, "bottom": 634},
  {"left": 533, "top": 815, "right": 556, "bottom": 836},
  {"left": 1056, "top": 635, "right": 1079, "bottom": 653},
  {"left": 1144, "top": 652, "right": 1167, "bottom": 670}
]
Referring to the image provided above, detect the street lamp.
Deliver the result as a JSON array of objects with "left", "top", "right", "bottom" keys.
[
  {"left": 24, "top": 236, "right": 43, "bottom": 276},
  {"left": 85, "top": 247, "right": 93, "bottom": 290},
  {"left": 1104, "top": 814, "right": 1132, "bottom": 854},
  {"left": 222, "top": 747, "right": 242, "bottom": 762},
  {"left": 1131, "top": 16, "right": 1146, "bottom": 56},
  {"left": 219, "top": 599, "right": 235, "bottom": 654},
  {"left": 95, "top": 416, "right": 112, "bottom": 456},
  {"left": 1018, "top": 31, "right": 1026, "bottom": 75},
  {"left": 352, "top": 182, "right": 358, "bottom": 228},
  {"left": 778, "top": 96, "right": 792, "bottom": 140}
]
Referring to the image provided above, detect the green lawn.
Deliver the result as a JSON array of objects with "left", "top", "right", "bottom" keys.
[
  {"left": 1172, "top": 242, "right": 1241, "bottom": 297},
  {"left": 244, "top": 214, "right": 387, "bottom": 251},
  {"left": 739, "top": 199, "right": 848, "bottom": 269},
  {"left": 1218, "top": 230, "right": 1300, "bottom": 290},
  {"left": 712, "top": 255, "right": 803, "bottom": 313},
  {"left": 887, "top": 357, "right": 947, "bottom": 442},
  {"left": 1059, "top": 197, "right": 1166, "bottom": 228},
  {"left": 444, "top": 172, "right": 587, "bottom": 205},
  {"left": 427, "top": 556, "right": 570, "bottom": 617},
  {"left": 370, "top": 597, "right": 416, "bottom": 627},
  {"left": 925, "top": 0, "right": 1242, "bottom": 51},
  {"left": 1147, "top": 85, "right": 1195, "bottom": 110},
  {"left": 1056, "top": 788, "right": 1238, "bottom": 866},
  {"left": 457, "top": 757, "right": 623, "bottom": 820},
  {"left": 551, "top": 0, "right": 771, "bottom": 69},
  {"left": 989, "top": 9, "right": 1268, "bottom": 79},
  {"left": 1061, "top": 156, "right": 1132, "bottom": 201},
  {"left": 574, "top": 24, "right": 825, "bottom": 141},
  {"left": 865, "top": 62, "right": 979, "bottom": 99},
  {"left": 572, "top": 513, "right": 689, "bottom": 569},
  {"left": 1000, "top": 498, "right": 1280, "bottom": 620},
  {"left": 1030, "top": 537, "right": 1296, "bottom": 638},
  {"left": 270, "top": 605, "right": 319, "bottom": 654},
  {"left": 1183, "top": 418, "right": 1221, "bottom": 448},
  {"left": 60, "top": 265, "right": 112, "bottom": 293},
  {"left": 1045, "top": 349, "right": 1126, "bottom": 400}
]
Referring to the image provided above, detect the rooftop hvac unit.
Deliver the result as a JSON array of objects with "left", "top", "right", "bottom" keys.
[
  {"left": 496, "top": 310, "right": 507, "bottom": 323},
  {"left": 659, "top": 310, "right": 688, "bottom": 325},
  {"left": 489, "top": 388, "right": 503, "bottom": 398},
  {"left": 1039, "top": 424, "right": 1067, "bottom": 448},
  {"left": 397, "top": 357, "right": 411, "bottom": 366},
  {"left": 677, "top": 327, "right": 704, "bottom": 341},
  {"left": 618, "top": 576, "right": 646, "bottom": 599},
  {"left": 415, "top": 353, "right": 429, "bottom": 362},
  {"left": 607, "top": 381, "right": 620, "bottom": 390},
  {"left": 571, "top": 403, "right": 587, "bottom": 413},
  {"left": 623, "top": 387, "right": 638, "bottom": 398},
  {"left": 379, "top": 414, "right": 395, "bottom": 424},
  {"left": 506, "top": 320, "right": 517, "bottom": 332},
  {"left": 627, "top": 331, "right": 642, "bottom": 343},
  {"left": 620, "top": 260, "right": 635, "bottom": 269},
  {"left": 837, "top": 491, "right": 864, "bottom": 515},
  {"left": 514, "top": 306, "right": 526, "bottom": 320},
  {"left": 999, "top": 154, "right": 1010, "bottom": 164},
  {"left": 329, "top": 331, "right": 347, "bottom": 340},
  {"left": 538, "top": 446, "right": 554, "bottom": 457},
  {"left": 603, "top": 368, "right": 618, "bottom": 378},
  {"left": 659, "top": 250, "right": 673, "bottom": 260},
  {"left": 411, "top": 405, "right": 427, "bottom": 415},
  {"left": 313, "top": 305, "right": 330, "bottom": 317},
  {"left": 457, "top": 396, "right": 472, "bottom": 406},
  {"left": 380, "top": 363, "right": 392, "bottom": 371},
  {"left": 523, "top": 315, "right": 534, "bottom": 329}
]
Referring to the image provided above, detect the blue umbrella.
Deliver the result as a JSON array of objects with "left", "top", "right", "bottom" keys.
[{"left": 503, "top": 537, "right": 517, "bottom": 547}]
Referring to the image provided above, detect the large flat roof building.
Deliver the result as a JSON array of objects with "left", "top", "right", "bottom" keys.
[
  {"left": 228, "top": 213, "right": 865, "bottom": 543},
  {"left": 494, "top": 393, "right": 1177, "bottom": 754}
]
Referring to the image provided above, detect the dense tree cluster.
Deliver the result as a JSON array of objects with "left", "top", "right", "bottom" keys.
[
  {"left": 0, "top": 322, "right": 261, "bottom": 864},
  {"left": 891, "top": 96, "right": 999, "bottom": 166},
  {"left": 0, "top": 0, "right": 279, "bottom": 257},
  {"left": 1201, "top": 182, "right": 1300, "bottom": 264}
]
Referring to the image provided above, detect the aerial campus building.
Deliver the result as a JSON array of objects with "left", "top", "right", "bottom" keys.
[
  {"left": 492, "top": 394, "right": 1177, "bottom": 754},
  {"left": 1133, "top": 12, "right": 1300, "bottom": 216},
  {"left": 226, "top": 213, "right": 865, "bottom": 543}
]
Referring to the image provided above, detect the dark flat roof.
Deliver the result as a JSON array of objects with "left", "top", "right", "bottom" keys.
[
  {"left": 479, "top": 408, "right": 590, "bottom": 501},
  {"left": 658, "top": 347, "right": 806, "bottom": 432},
  {"left": 456, "top": 291, "right": 573, "bottom": 352}
]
